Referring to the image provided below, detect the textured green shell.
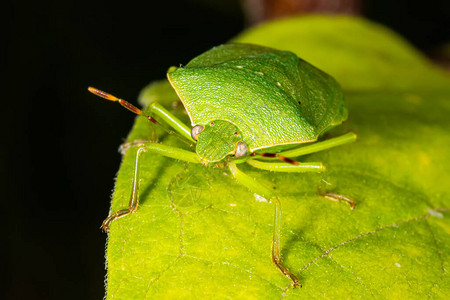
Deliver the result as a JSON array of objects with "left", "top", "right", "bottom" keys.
[{"left": 167, "top": 43, "right": 348, "bottom": 151}]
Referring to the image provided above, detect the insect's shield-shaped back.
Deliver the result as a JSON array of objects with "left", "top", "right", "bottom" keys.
[{"left": 168, "top": 44, "right": 347, "bottom": 152}]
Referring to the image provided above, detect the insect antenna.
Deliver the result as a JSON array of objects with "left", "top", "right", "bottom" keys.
[
  {"left": 250, "top": 152, "right": 299, "bottom": 165},
  {"left": 88, "top": 87, "right": 192, "bottom": 146}
]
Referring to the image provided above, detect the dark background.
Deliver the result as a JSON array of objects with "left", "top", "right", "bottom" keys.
[{"left": 4, "top": 0, "right": 449, "bottom": 299}]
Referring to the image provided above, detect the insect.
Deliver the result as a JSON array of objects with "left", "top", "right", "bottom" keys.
[{"left": 89, "top": 43, "right": 356, "bottom": 288}]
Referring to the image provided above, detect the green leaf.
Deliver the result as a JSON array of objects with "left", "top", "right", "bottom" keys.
[
  {"left": 105, "top": 16, "right": 450, "bottom": 298},
  {"left": 234, "top": 15, "right": 449, "bottom": 92}
]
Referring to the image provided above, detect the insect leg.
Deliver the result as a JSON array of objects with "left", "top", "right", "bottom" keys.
[
  {"left": 228, "top": 162, "right": 301, "bottom": 288},
  {"left": 246, "top": 159, "right": 355, "bottom": 208},
  {"left": 119, "top": 139, "right": 152, "bottom": 155},
  {"left": 246, "top": 159, "right": 324, "bottom": 173},
  {"left": 255, "top": 132, "right": 357, "bottom": 162},
  {"left": 279, "top": 132, "right": 356, "bottom": 158},
  {"left": 318, "top": 181, "right": 355, "bottom": 209},
  {"left": 102, "top": 142, "right": 201, "bottom": 231},
  {"left": 271, "top": 196, "right": 302, "bottom": 288},
  {"left": 102, "top": 146, "right": 145, "bottom": 232}
]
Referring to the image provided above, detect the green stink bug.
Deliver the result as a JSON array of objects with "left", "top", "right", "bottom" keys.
[{"left": 89, "top": 43, "right": 356, "bottom": 288}]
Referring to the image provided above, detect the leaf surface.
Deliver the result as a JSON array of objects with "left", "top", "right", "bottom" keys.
[{"left": 106, "top": 16, "right": 450, "bottom": 299}]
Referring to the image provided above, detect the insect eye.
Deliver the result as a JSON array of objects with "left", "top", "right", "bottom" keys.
[
  {"left": 191, "top": 125, "right": 204, "bottom": 141},
  {"left": 235, "top": 141, "right": 247, "bottom": 158},
  {"left": 210, "top": 122, "right": 215, "bottom": 127},
  {"left": 234, "top": 132, "right": 239, "bottom": 137}
]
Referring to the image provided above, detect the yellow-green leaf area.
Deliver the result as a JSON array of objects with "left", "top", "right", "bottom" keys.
[
  {"left": 105, "top": 15, "right": 450, "bottom": 299},
  {"left": 234, "top": 15, "right": 449, "bottom": 91}
]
